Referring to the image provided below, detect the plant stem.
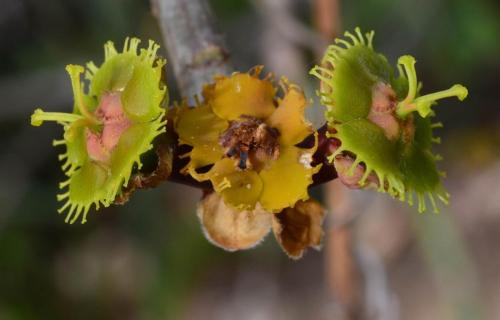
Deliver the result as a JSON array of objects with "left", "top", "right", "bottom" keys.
[{"left": 151, "top": 0, "right": 233, "bottom": 101}]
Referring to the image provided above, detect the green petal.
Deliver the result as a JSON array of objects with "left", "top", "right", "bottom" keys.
[
  {"left": 89, "top": 38, "right": 168, "bottom": 122},
  {"left": 310, "top": 30, "right": 393, "bottom": 122},
  {"left": 331, "top": 118, "right": 405, "bottom": 198},
  {"left": 89, "top": 40, "right": 139, "bottom": 96},
  {"left": 121, "top": 45, "right": 167, "bottom": 121},
  {"left": 59, "top": 161, "right": 110, "bottom": 224},
  {"left": 399, "top": 115, "right": 448, "bottom": 212},
  {"left": 108, "top": 114, "right": 167, "bottom": 200},
  {"left": 61, "top": 121, "right": 88, "bottom": 173}
]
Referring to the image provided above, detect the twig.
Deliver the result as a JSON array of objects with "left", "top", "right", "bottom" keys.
[{"left": 151, "top": 0, "right": 233, "bottom": 100}]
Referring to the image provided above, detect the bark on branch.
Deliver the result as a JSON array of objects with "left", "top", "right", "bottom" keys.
[{"left": 151, "top": 0, "right": 233, "bottom": 100}]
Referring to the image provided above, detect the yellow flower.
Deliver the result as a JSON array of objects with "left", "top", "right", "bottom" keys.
[{"left": 174, "top": 67, "right": 321, "bottom": 213}]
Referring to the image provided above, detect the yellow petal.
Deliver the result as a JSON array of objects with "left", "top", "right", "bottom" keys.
[
  {"left": 266, "top": 86, "right": 312, "bottom": 146},
  {"left": 259, "top": 146, "right": 319, "bottom": 212},
  {"left": 272, "top": 199, "right": 325, "bottom": 259},
  {"left": 175, "top": 104, "right": 228, "bottom": 146},
  {"left": 204, "top": 73, "right": 276, "bottom": 120},
  {"left": 197, "top": 192, "right": 272, "bottom": 251},
  {"left": 184, "top": 143, "right": 225, "bottom": 170},
  {"left": 207, "top": 158, "right": 263, "bottom": 210}
]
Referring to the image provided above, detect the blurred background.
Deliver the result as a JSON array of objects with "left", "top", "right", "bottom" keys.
[{"left": 1, "top": 0, "right": 499, "bottom": 319}]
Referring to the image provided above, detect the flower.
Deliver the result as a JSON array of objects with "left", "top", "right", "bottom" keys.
[
  {"left": 30, "top": 38, "right": 167, "bottom": 223},
  {"left": 310, "top": 28, "right": 468, "bottom": 212},
  {"left": 174, "top": 67, "right": 321, "bottom": 213}
]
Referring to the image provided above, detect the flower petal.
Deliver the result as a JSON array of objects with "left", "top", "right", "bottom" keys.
[
  {"left": 266, "top": 86, "right": 312, "bottom": 146},
  {"left": 63, "top": 120, "right": 89, "bottom": 171},
  {"left": 197, "top": 192, "right": 272, "bottom": 251},
  {"left": 185, "top": 143, "right": 225, "bottom": 170},
  {"left": 204, "top": 73, "right": 276, "bottom": 120},
  {"left": 121, "top": 61, "right": 165, "bottom": 122},
  {"left": 109, "top": 116, "right": 166, "bottom": 194},
  {"left": 61, "top": 161, "right": 110, "bottom": 224},
  {"left": 90, "top": 51, "right": 136, "bottom": 96},
  {"left": 205, "top": 158, "right": 263, "bottom": 210},
  {"left": 272, "top": 199, "right": 325, "bottom": 259},
  {"left": 259, "top": 146, "right": 320, "bottom": 212},
  {"left": 175, "top": 104, "right": 228, "bottom": 146},
  {"left": 331, "top": 118, "right": 403, "bottom": 196}
]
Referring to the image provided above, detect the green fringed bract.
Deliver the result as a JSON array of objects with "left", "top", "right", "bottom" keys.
[
  {"left": 311, "top": 28, "right": 468, "bottom": 212},
  {"left": 31, "top": 38, "right": 168, "bottom": 223}
]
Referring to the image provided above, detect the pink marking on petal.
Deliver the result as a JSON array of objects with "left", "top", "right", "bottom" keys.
[
  {"left": 86, "top": 92, "right": 132, "bottom": 163},
  {"left": 369, "top": 83, "right": 400, "bottom": 141},
  {"left": 86, "top": 129, "right": 109, "bottom": 162}
]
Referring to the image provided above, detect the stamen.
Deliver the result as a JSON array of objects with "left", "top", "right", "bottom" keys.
[
  {"left": 395, "top": 55, "right": 468, "bottom": 118},
  {"left": 397, "top": 84, "right": 468, "bottom": 118},
  {"left": 66, "top": 65, "right": 100, "bottom": 124},
  {"left": 398, "top": 55, "right": 418, "bottom": 106},
  {"left": 31, "top": 109, "right": 85, "bottom": 126}
]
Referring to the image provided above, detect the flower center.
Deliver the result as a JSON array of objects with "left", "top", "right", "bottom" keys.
[
  {"left": 368, "top": 82, "right": 400, "bottom": 141},
  {"left": 219, "top": 116, "right": 280, "bottom": 170},
  {"left": 86, "top": 92, "right": 131, "bottom": 163}
]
